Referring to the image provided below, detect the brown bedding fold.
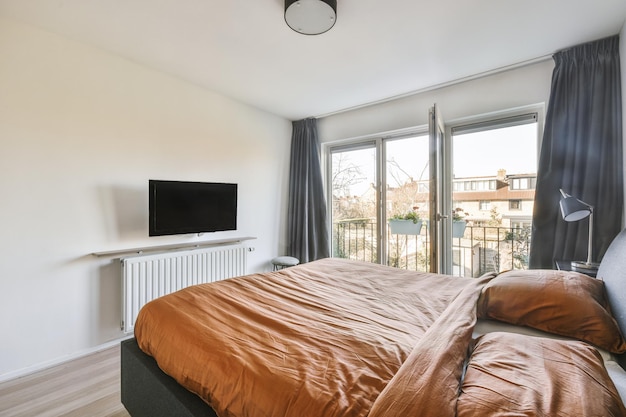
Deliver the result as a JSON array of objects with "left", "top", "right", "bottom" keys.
[
  {"left": 367, "top": 275, "right": 493, "bottom": 417},
  {"left": 135, "top": 258, "right": 483, "bottom": 417}
]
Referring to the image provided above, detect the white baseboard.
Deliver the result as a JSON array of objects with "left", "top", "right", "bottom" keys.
[{"left": 0, "top": 335, "right": 133, "bottom": 384}]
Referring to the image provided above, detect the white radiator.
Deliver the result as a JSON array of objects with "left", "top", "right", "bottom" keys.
[{"left": 121, "top": 244, "right": 248, "bottom": 333}]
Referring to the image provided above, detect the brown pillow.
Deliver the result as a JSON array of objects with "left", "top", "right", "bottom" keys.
[
  {"left": 477, "top": 269, "right": 626, "bottom": 353},
  {"left": 457, "top": 332, "right": 626, "bottom": 416}
]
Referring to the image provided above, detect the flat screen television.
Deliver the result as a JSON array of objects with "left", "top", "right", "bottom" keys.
[{"left": 149, "top": 180, "right": 237, "bottom": 236}]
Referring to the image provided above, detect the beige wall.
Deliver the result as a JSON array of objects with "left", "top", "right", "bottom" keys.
[{"left": 0, "top": 18, "right": 291, "bottom": 378}]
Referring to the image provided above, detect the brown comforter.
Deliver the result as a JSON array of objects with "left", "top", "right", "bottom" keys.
[{"left": 134, "top": 258, "right": 626, "bottom": 417}]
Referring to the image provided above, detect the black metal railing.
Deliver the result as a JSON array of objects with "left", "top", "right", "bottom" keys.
[
  {"left": 333, "top": 218, "right": 378, "bottom": 263},
  {"left": 332, "top": 219, "right": 531, "bottom": 277}
]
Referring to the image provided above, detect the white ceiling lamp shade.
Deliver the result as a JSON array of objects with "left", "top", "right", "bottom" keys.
[{"left": 285, "top": 0, "right": 337, "bottom": 35}]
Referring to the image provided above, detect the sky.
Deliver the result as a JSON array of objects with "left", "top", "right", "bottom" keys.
[
  {"left": 453, "top": 123, "right": 537, "bottom": 178},
  {"left": 386, "top": 122, "right": 537, "bottom": 186}
]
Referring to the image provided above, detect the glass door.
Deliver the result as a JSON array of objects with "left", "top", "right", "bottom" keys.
[
  {"left": 383, "top": 133, "right": 430, "bottom": 271},
  {"left": 427, "top": 104, "right": 453, "bottom": 273},
  {"left": 383, "top": 104, "right": 450, "bottom": 274},
  {"left": 329, "top": 142, "right": 379, "bottom": 263},
  {"left": 327, "top": 105, "right": 449, "bottom": 273}
]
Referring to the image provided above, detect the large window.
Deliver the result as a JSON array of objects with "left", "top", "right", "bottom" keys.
[
  {"left": 326, "top": 107, "right": 541, "bottom": 276},
  {"left": 450, "top": 110, "right": 539, "bottom": 275}
]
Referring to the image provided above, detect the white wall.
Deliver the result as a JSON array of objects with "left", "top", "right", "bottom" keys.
[
  {"left": 0, "top": 18, "right": 291, "bottom": 378},
  {"left": 318, "top": 60, "right": 554, "bottom": 142}
]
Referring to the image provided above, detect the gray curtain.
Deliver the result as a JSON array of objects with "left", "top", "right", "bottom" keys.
[
  {"left": 287, "top": 118, "right": 330, "bottom": 263},
  {"left": 529, "top": 36, "right": 623, "bottom": 268}
]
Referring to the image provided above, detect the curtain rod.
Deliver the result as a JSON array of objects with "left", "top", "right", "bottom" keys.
[{"left": 315, "top": 54, "right": 553, "bottom": 119}]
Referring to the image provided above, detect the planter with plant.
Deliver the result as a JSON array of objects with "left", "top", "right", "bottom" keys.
[
  {"left": 452, "top": 208, "right": 469, "bottom": 238},
  {"left": 389, "top": 208, "right": 422, "bottom": 235}
]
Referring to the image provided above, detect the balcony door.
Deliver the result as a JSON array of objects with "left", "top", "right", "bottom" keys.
[
  {"left": 329, "top": 142, "right": 379, "bottom": 263},
  {"left": 428, "top": 104, "right": 450, "bottom": 273},
  {"left": 383, "top": 131, "right": 431, "bottom": 271},
  {"left": 328, "top": 105, "right": 447, "bottom": 273}
]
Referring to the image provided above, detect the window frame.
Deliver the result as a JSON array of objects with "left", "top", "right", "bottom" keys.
[{"left": 509, "top": 199, "right": 522, "bottom": 210}]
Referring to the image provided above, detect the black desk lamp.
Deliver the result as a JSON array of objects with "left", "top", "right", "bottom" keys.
[{"left": 559, "top": 189, "right": 599, "bottom": 270}]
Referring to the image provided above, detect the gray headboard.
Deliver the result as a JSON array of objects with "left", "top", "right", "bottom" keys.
[{"left": 597, "top": 228, "right": 626, "bottom": 369}]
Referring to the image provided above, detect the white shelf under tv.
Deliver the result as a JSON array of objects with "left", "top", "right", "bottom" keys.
[{"left": 91, "top": 236, "right": 256, "bottom": 258}]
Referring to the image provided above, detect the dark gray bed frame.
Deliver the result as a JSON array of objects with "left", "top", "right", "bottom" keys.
[
  {"left": 121, "top": 229, "right": 626, "bottom": 416},
  {"left": 597, "top": 228, "right": 626, "bottom": 370},
  {"left": 121, "top": 337, "right": 218, "bottom": 417}
]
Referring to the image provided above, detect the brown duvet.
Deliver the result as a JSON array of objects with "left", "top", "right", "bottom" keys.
[{"left": 134, "top": 258, "right": 626, "bottom": 417}]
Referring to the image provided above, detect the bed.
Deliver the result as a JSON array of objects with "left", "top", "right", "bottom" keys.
[{"left": 121, "top": 228, "right": 626, "bottom": 416}]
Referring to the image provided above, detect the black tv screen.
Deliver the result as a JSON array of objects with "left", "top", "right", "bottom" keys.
[{"left": 149, "top": 180, "right": 237, "bottom": 236}]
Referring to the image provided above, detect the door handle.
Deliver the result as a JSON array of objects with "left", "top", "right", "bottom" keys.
[{"left": 435, "top": 213, "right": 449, "bottom": 221}]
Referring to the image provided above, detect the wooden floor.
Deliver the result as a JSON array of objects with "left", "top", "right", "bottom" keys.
[{"left": 0, "top": 343, "right": 130, "bottom": 417}]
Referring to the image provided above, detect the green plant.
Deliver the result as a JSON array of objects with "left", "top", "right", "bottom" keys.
[
  {"left": 452, "top": 207, "right": 469, "bottom": 222},
  {"left": 389, "top": 208, "right": 421, "bottom": 224}
]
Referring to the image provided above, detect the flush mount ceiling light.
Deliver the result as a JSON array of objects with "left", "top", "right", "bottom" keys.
[{"left": 285, "top": 0, "right": 337, "bottom": 35}]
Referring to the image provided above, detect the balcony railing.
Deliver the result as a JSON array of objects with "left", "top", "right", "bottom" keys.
[{"left": 333, "top": 219, "right": 531, "bottom": 277}]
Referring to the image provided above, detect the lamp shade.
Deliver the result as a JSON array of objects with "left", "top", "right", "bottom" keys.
[
  {"left": 285, "top": 0, "right": 337, "bottom": 35},
  {"left": 559, "top": 189, "right": 592, "bottom": 222}
]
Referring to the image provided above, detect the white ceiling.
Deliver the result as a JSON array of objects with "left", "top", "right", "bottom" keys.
[{"left": 1, "top": 0, "right": 625, "bottom": 120}]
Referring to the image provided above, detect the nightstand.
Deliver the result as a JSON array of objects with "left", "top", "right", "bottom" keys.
[{"left": 555, "top": 260, "right": 598, "bottom": 277}]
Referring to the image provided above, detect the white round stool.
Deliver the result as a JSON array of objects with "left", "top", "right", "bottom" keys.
[{"left": 271, "top": 256, "right": 300, "bottom": 271}]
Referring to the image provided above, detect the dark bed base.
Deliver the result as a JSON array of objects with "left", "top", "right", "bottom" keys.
[{"left": 121, "top": 338, "right": 219, "bottom": 417}]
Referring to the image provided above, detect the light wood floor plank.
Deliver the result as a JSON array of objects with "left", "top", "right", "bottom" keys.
[{"left": 0, "top": 343, "right": 130, "bottom": 417}]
